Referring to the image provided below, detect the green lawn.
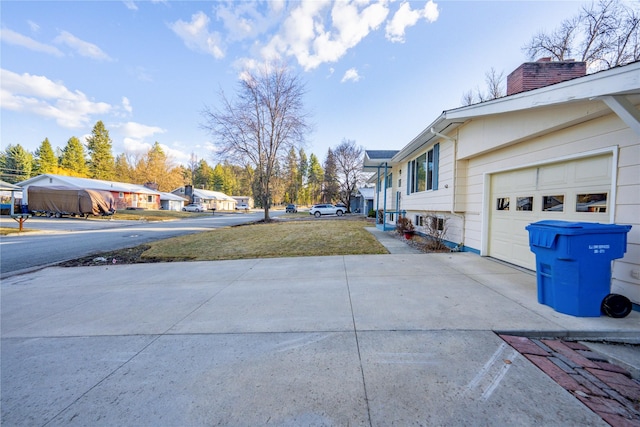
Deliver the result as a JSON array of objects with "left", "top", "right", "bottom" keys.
[{"left": 142, "top": 218, "right": 388, "bottom": 261}]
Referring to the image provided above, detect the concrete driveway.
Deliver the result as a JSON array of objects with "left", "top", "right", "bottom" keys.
[{"left": 2, "top": 252, "right": 639, "bottom": 426}]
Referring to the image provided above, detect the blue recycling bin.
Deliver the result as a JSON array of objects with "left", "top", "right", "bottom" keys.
[{"left": 525, "top": 220, "right": 632, "bottom": 317}]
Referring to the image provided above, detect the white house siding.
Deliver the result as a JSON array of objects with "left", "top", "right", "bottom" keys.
[
  {"left": 612, "top": 122, "right": 640, "bottom": 302},
  {"left": 394, "top": 140, "right": 465, "bottom": 245},
  {"left": 457, "top": 110, "right": 639, "bottom": 303}
]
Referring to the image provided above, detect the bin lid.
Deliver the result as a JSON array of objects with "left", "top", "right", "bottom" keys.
[{"left": 525, "top": 220, "right": 632, "bottom": 235}]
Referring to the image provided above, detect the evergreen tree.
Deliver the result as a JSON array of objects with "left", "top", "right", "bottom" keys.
[
  {"left": 194, "top": 159, "right": 214, "bottom": 189},
  {"left": 322, "top": 148, "right": 340, "bottom": 203},
  {"left": 284, "top": 147, "right": 299, "bottom": 203},
  {"left": 114, "top": 153, "right": 134, "bottom": 183},
  {"left": 211, "top": 163, "right": 225, "bottom": 192},
  {"left": 0, "top": 144, "right": 34, "bottom": 183},
  {"left": 86, "top": 120, "right": 115, "bottom": 180},
  {"left": 34, "top": 138, "right": 58, "bottom": 174},
  {"left": 298, "top": 148, "right": 310, "bottom": 205},
  {"left": 307, "top": 153, "right": 324, "bottom": 204},
  {"left": 60, "top": 136, "right": 89, "bottom": 176}
]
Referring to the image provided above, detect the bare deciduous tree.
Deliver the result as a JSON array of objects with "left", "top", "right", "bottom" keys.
[
  {"left": 333, "top": 139, "right": 366, "bottom": 213},
  {"left": 201, "top": 63, "right": 311, "bottom": 221},
  {"left": 460, "top": 68, "right": 505, "bottom": 106},
  {"left": 523, "top": 0, "right": 640, "bottom": 71}
]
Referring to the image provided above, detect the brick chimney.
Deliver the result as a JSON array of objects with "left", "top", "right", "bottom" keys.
[{"left": 506, "top": 58, "right": 587, "bottom": 95}]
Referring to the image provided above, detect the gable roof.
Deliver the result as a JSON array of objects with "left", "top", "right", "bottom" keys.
[
  {"left": 363, "top": 150, "right": 399, "bottom": 168},
  {"left": 0, "top": 180, "right": 21, "bottom": 191},
  {"left": 159, "top": 192, "right": 188, "bottom": 202},
  {"left": 172, "top": 186, "right": 236, "bottom": 202},
  {"left": 357, "top": 187, "right": 375, "bottom": 199},
  {"left": 192, "top": 188, "right": 236, "bottom": 201},
  {"left": 392, "top": 61, "right": 640, "bottom": 163},
  {"left": 17, "top": 174, "right": 160, "bottom": 195}
]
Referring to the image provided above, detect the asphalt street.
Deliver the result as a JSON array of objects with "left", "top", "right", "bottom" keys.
[{"left": 0, "top": 211, "right": 273, "bottom": 277}]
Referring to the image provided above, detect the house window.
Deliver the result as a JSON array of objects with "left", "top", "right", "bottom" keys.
[
  {"left": 386, "top": 173, "right": 392, "bottom": 188},
  {"left": 577, "top": 193, "right": 607, "bottom": 213},
  {"left": 516, "top": 196, "right": 533, "bottom": 211},
  {"left": 119, "top": 192, "right": 124, "bottom": 199},
  {"left": 147, "top": 195, "right": 153, "bottom": 203},
  {"left": 408, "top": 143, "right": 439, "bottom": 194},
  {"left": 543, "top": 195, "right": 564, "bottom": 212},
  {"left": 496, "top": 197, "right": 510, "bottom": 211}
]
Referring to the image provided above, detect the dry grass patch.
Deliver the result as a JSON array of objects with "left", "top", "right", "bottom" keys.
[
  {"left": 0, "top": 227, "right": 38, "bottom": 235},
  {"left": 105, "top": 209, "right": 211, "bottom": 221},
  {"left": 142, "top": 218, "right": 387, "bottom": 261}
]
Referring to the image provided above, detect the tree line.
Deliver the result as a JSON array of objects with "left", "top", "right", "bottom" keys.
[{"left": 1, "top": 118, "right": 368, "bottom": 211}]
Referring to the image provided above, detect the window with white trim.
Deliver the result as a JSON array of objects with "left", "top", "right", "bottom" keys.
[{"left": 407, "top": 143, "right": 439, "bottom": 194}]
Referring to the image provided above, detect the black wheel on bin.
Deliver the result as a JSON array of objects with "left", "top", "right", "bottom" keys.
[{"left": 601, "top": 294, "right": 632, "bottom": 318}]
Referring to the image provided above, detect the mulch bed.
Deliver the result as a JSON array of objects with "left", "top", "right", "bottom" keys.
[{"left": 389, "top": 230, "right": 453, "bottom": 253}]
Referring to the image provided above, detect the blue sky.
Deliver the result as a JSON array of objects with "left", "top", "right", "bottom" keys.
[{"left": 1, "top": 0, "right": 583, "bottom": 167}]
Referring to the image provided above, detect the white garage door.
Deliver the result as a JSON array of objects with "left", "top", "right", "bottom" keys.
[{"left": 489, "top": 154, "right": 612, "bottom": 270}]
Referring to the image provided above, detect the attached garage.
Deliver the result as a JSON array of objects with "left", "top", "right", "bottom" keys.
[{"left": 488, "top": 153, "right": 613, "bottom": 270}]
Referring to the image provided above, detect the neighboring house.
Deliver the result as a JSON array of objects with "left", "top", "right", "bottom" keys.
[
  {"left": 364, "top": 60, "right": 640, "bottom": 305},
  {"left": 17, "top": 174, "right": 161, "bottom": 210},
  {"left": 0, "top": 180, "right": 22, "bottom": 215},
  {"left": 232, "top": 196, "right": 254, "bottom": 208},
  {"left": 354, "top": 187, "right": 375, "bottom": 216},
  {"left": 172, "top": 186, "right": 237, "bottom": 211},
  {"left": 160, "top": 192, "right": 188, "bottom": 211}
]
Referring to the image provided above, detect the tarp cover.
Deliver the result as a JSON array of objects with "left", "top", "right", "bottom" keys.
[{"left": 28, "top": 186, "right": 115, "bottom": 216}]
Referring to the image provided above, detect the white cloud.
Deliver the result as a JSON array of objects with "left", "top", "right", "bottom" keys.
[
  {"left": 0, "top": 28, "right": 64, "bottom": 57},
  {"left": 54, "top": 31, "right": 113, "bottom": 61},
  {"left": 118, "top": 121, "right": 166, "bottom": 140},
  {"left": 171, "top": 1, "right": 438, "bottom": 71},
  {"left": 260, "top": 0, "right": 389, "bottom": 71},
  {"left": 117, "top": 122, "right": 167, "bottom": 156},
  {"left": 341, "top": 68, "right": 360, "bottom": 83},
  {"left": 122, "top": 0, "right": 138, "bottom": 11},
  {"left": 122, "top": 97, "right": 133, "bottom": 114},
  {"left": 122, "top": 138, "right": 150, "bottom": 156},
  {"left": 386, "top": 0, "right": 439, "bottom": 43},
  {"left": 0, "top": 68, "right": 112, "bottom": 128},
  {"left": 169, "top": 11, "right": 225, "bottom": 59},
  {"left": 28, "top": 20, "right": 40, "bottom": 32}
]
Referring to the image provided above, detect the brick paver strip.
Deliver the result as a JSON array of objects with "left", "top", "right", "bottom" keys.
[
  {"left": 499, "top": 335, "right": 549, "bottom": 356},
  {"left": 587, "top": 369, "right": 640, "bottom": 401},
  {"left": 576, "top": 394, "right": 634, "bottom": 417},
  {"left": 525, "top": 354, "right": 589, "bottom": 394},
  {"left": 549, "top": 355, "right": 577, "bottom": 374},
  {"left": 564, "top": 341, "right": 591, "bottom": 351},
  {"left": 542, "top": 339, "right": 601, "bottom": 369},
  {"left": 599, "top": 412, "right": 640, "bottom": 427},
  {"left": 592, "top": 360, "right": 633, "bottom": 377},
  {"left": 573, "top": 374, "right": 609, "bottom": 398}
]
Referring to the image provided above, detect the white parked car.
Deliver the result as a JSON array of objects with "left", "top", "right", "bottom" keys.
[
  {"left": 236, "top": 203, "right": 249, "bottom": 210},
  {"left": 182, "top": 203, "right": 205, "bottom": 212},
  {"left": 309, "top": 204, "right": 345, "bottom": 218}
]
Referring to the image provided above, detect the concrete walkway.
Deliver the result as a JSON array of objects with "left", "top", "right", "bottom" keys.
[
  {"left": 365, "top": 227, "right": 423, "bottom": 254},
  {"left": 2, "top": 251, "right": 639, "bottom": 426}
]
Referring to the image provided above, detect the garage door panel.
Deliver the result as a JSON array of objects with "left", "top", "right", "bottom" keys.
[
  {"left": 574, "top": 155, "right": 611, "bottom": 182},
  {"left": 489, "top": 155, "right": 612, "bottom": 270},
  {"left": 539, "top": 163, "right": 568, "bottom": 187}
]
